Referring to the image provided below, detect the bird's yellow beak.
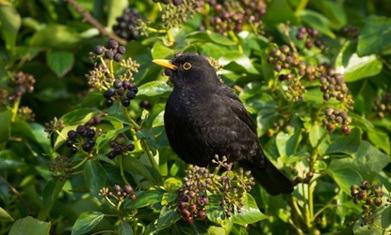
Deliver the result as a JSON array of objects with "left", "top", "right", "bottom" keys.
[{"left": 152, "top": 59, "right": 177, "bottom": 70}]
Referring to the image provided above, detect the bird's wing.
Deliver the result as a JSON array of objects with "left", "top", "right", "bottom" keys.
[{"left": 218, "top": 85, "right": 257, "bottom": 134}]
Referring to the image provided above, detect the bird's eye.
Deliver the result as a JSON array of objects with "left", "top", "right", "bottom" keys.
[{"left": 182, "top": 62, "right": 192, "bottom": 70}]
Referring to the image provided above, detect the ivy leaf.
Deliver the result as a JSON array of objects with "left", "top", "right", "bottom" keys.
[
  {"left": 341, "top": 53, "right": 382, "bottom": 82},
  {"left": 0, "top": 5, "right": 21, "bottom": 52},
  {"left": 9, "top": 216, "right": 51, "bottom": 235},
  {"left": 299, "top": 10, "right": 335, "bottom": 38},
  {"left": 129, "top": 190, "right": 164, "bottom": 209},
  {"left": 145, "top": 208, "right": 181, "bottom": 234},
  {"left": 327, "top": 160, "right": 362, "bottom": 194},
  {"left": 84, "top": 160, "right": 108, "bottom": 196},
  {"left": 326, "top": 128, "right": 361, "bottom": 155},
  {"left": 118, "top": 221, "right": 133, "bottom": 235},
  {"left": 0, "top": 110, "right": 11, "bottom": 143},
  {"left": 71, "top": 211, "right": 104, "bottom": 235},
  {"left": 232, "top": 193, "right": 268, "bottom": 225},
  {"left": 0, "top": 207, "right": 14, "bottom": 221},
  {"left": 137, "top": 81, "right": 172, "bottom": 97},
  {"left": 357, "top": 16, "right": 391, "bottom": 56},
  {"left": 46, "top": 51, "right": 74, "bottom": 77}
]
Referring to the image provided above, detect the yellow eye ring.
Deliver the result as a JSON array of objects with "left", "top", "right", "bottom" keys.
[{"left": 183, "top": 62, "right": 192, "bottom": 70}]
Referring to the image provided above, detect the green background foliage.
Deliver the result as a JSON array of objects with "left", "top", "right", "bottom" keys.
[{"left": 0, "top": 0, "right": 390, "bottom": 234}]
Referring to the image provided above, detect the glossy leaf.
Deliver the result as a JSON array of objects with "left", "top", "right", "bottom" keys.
[
  {"left": 232, "top": 193, "right": 268, "bottom": 225},
  {"left": 71, "top": 211, "right": 104, "bottom": 235},
  {"left": 46, "top": 51, "right": 75, "bottom": 77},
  {"left": 9, "top": 216, "right": 51, "bottom": 235},
  {"left": 357, "top": 16, "right": 391, "bottom": 56}
]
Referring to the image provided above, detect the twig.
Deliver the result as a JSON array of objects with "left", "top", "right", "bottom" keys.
[{"left": 65, "top": 0, "right": 127, "bottom": 45}]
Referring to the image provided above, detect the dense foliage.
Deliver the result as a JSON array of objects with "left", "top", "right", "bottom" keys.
[{"left": 0, "top": 0, "right": 390, "bottom": 234}]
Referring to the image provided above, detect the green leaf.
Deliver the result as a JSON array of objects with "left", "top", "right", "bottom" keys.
[
  {"left": 137, "top": 81, "right": 172, "bottom": 97},
  {"left": 118, "top": 221, "right": 133, "bottom": 235},
  {"left": 0, "top": 151, "right": 22, "bottom": 170},
  {"left": 9, "top": 216, "right": 51, "bottom": 235},
  {"left": 145, "top": 209, "right": 180, "bottom": 234},
  {"left": 130, "top": 190, "right": 164, "bottom": 209},
  {"left": 327, "top": 162, "right": 362, "bottom": 194},
  {"left": 357, "top": 16, "right": 391, "bottom": 56},
  {"left": 381, "top": 206, "right": 391, "bottom": 230},
  {"left": 61, "top": 108, "right": 96, "bottom": 125},
  {"left": 84, "top": 160, "right": 108, "bottom": 196},
  {"left": 341, "top": 53, "right": 382, "bottom": 82},
  {"left": 309, "top": 124, "right": 326, "bottom": 147},
  {"left": 354, "top": 141, "right": 391, "bottom": 173},
  {"left": 232, "top": 193, "right": 268, "bottom": 225},
  {"left": 187, "top": 31, "right": 236, "bottom": 46},
  {"left": 207, "top": 226, "right": 226, "bottom": 235},
  {"left": 0, "top": 207, "right": 14, "bottom": 221},
  {"left": 367, "top": 128, "right": 390, "bottom": 154},
  {"left": 71, "top": 211, "right": 104, "bottom": 235},
  {"left": 30, "top": 24, "right": 81, "bottom": 49},
  {"left": 276, "top": 129, "right": 301, "bottom": 157},
  {"left": 38, "top": 179, "right": 66, "bottom": 220},
  {"left": 0, "top": 5, "right": 21, "bottom": 52},
  {"left": 326, "top": 128, "right": 361, "bottom": 155},
  {"left": 151, "top": 41, "right": 174, "bottom": 59},
  {"left": 0, "top": 110, "right": 11, "bottom": 143},
  {"left": 263, "top": 0, "right": 297, "bottom": 25},
  {"left": 46, "top": 51, "right": 74, "bottom": 77},
  {"left": 299, "top": 10, "right": 335, "bottom": 38},
  {"left": 312, "top": 0, "right": 346, "bottom": 29}
]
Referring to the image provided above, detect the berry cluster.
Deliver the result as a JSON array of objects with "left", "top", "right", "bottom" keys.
[
  {"left": 94, "top": 39, "right": 126, "bottom": 62},
  {"left": 350, "top": 180, "right": 388, "bottom": 226},
  {"left": 113, "top": 8, "right": 142, "bottom": 41},
  {"left": 206, "top": 0, "right": 266, "bottom": 34},
  {"left": 177, "top": 165, "right": 211, "bottom": 224},
  {"left": 323, "top": 108, "right": 352, "bottom": 134},
  {"left": 44, "top": 117, "right": 65, "bottom": 136},
  {"left": 99, "top": 184, "right": 137, "bottom": 202},
  {"left": 9, "top": 72, "right": 36, "bottom": 102},
  {"left": 319, "top": 71, "right": 350, "bottom": 103},
  {"left": 212, "top": 156, "right": 255, "bottom": 217},
  {"left": 373, "top": 93, "right": 391, "bottom": 119},
  {"left": 17, "top": 106, "right": 35, "bottom": 121},
  {"left": 103, "top": 79, "right": 138, "bottom": 107},
  {"left": 107, "top": 138, "right": 135, "bottom": 159},
  {"left": 296, "top": 26, "right": 324, "bottom": 49},
  {"left": 160, "top": 0, "right": 200, "bottom": 29},
  {"left": 267, "top": 45, "right": 306, "bottom": 101},
  {"left": 87, "top": 40, "right": 140, "bottom": 107},
  {"left": 65, "top": 124, "right": 97, "bottom": 154},
  {"left": 177, "top": 156, "right": 256, "bottom": 223}
]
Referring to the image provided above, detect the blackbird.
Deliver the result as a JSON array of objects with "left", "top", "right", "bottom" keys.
[{"left": 153, "top": 54, "right": 293, "bottom": 195}]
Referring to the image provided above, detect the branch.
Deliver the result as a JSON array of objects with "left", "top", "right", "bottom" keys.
[{"left": 65, "top": 0, "right": 127, "bottom": 45}]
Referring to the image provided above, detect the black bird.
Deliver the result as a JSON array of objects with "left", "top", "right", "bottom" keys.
[{"left": 153, "top": 54, "right": 293, "bottom": 195}]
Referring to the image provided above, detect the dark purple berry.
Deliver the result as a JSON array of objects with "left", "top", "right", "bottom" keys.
[
  {"left": 114, "top": 53, "right": 123, "bottom": 62},
  {"left": 94, "top": 46, "right": 104, "bottom": 55},
  {"left": 67, "top": 130, "right": 78, "bottom": 139},
  {"left": 127, "top": 143, "right": 135, "bottom": 151},
  {"left": 82, "top": 142, "right": 93, "bottom": 152},
  {"left": 127, "top": 90, "right": 136, "bottom": 99},
  {"left": 114, "top": 79, "right": 123, "bottom": 89},
  {"left": 118, "top": 46, "right": 126, "bottom": 54},
  {"left": 76, "top": 125, "right": 87, "bottom": 136},
  {"left": 65, "top": 139, "right": 74, "bottom": 147},
  {"left": 122, "top": 98, "right": 130, "bottom": 107},
  {"left": 105, "top": 50, "right": 114, "bottom": 59},
  {"left": 103, "top": 88, "right": 116, "bottom": 98},
  {"left": 108, "top": 39, "right": 119, "bottom": 49}
]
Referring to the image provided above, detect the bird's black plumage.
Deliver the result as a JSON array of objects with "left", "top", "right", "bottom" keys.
[{"left": 159, "top": 54, "right": 293, "bottom": 195}]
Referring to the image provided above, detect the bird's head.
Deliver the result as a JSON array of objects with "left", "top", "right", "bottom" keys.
[{"left": 153, "top": 53, "right": 219, "bottom": 88}]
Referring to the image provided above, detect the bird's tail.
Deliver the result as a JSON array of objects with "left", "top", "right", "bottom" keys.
[{"left": 243, "top": 151, "right": 293, "bottom": 195}]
